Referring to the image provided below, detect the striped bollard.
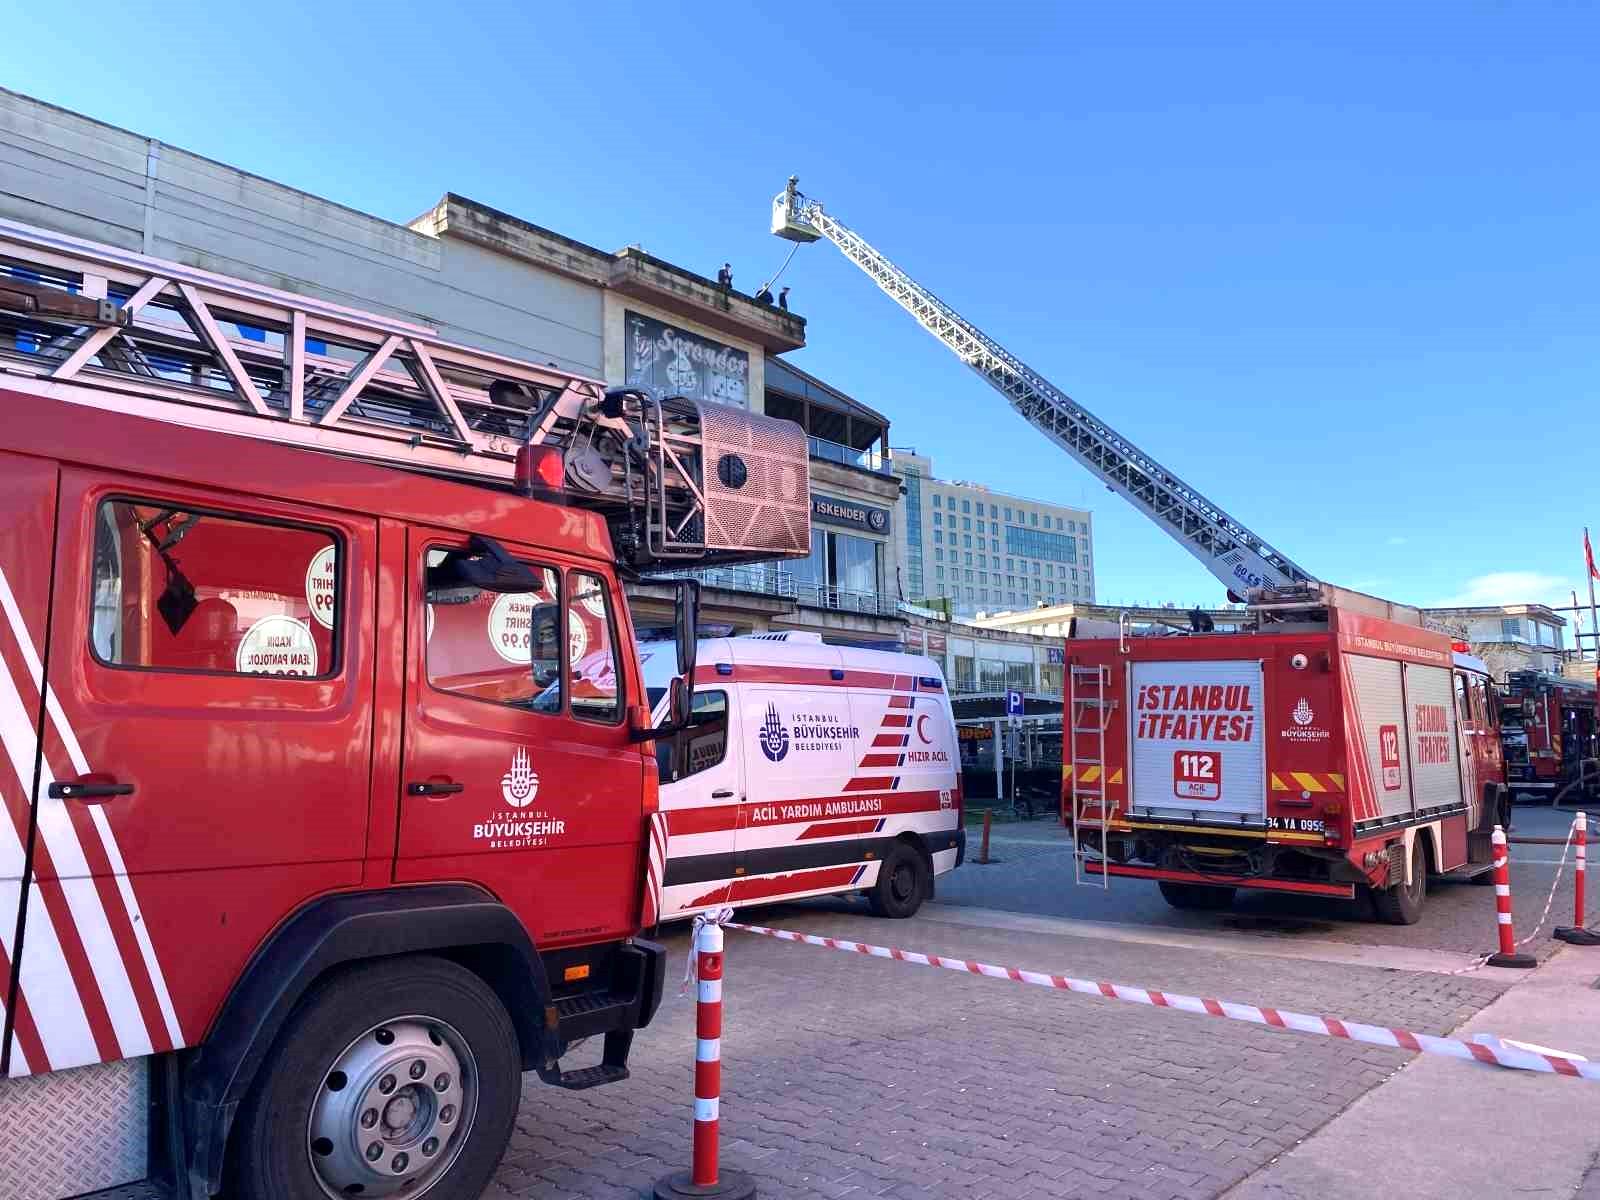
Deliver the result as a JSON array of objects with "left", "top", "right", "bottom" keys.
[
  {"left": 1556, "top": 813, "right": 1600, "bottom": 945},
  {"left": 654, "top": 920, "right": 755, "bottom": 1199},
  {"left": 1487, "top": 825, "right": 1537, "bottom": 968}
]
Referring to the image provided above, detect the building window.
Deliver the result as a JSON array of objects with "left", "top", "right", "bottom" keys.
[
  {"left": 1030, "top": 512, "right": 1038, "bottom": 526},
  {"left": 932, "top": 495, "right": 941, "bottom": 508},
  {"left": 1501, "top": 618, "right": 1524, "bottom": 641},
  {"left": 1055, "top": 517, "right": 1064, "bottom": 529},
  {"left": 965, "top": 552, "right": 973, "bottom": 566},
  {"left": 963, "top": 535, "right": 972, "bottom": 548},
  {"left": 980, "top": 588, "right": 989, "bottom": 602},
  {"left": 1004, "top": 507, "right": 1012, "bottom": 521},
  {"left": 936, "top": 565, "right": 945, "bottom": 580},
  {"left": 933, "top": 511, "right": 942, "bottom": 526},
  {"left": 963, "top": 517, "right": 972, "bottom": 531},
  {"left": 934, "top": 548, "right": 943, "bottom": 562},
  {"left": 989, "top": 504, "right": 997, "bottom": 517},
  {"left": 1006, "top": 526, "right": 1078, "bottom": 563},
  {"left": 962, "top": 499, "right": 971, "bottom": 513},
  {"left": 933, "top": 530, "right": 942, "bottom": 545}
]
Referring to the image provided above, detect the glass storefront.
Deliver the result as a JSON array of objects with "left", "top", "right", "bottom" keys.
[{"left": 794, "top": 528, "right": 885, "bottom": 601}]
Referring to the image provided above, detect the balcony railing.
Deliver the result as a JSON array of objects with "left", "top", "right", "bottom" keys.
[
  {"left": 656, "top": 566, "right": 899, "bottom": 618},
  {"left": 808, "top": 435, "right": 891, "bottom": 475},
  {"left": 795, "top": 584, "right": 900, "bottom": 617}
]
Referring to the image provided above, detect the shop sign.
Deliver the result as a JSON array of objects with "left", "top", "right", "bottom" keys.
[
  {"left": 625, "top": 312, "right": 749, "bottom": 408},
  {"left": 811, "top": 494, "right": 891, "bottom": 535},
  {"left": 925, "top": 629, "right": 948, "bottom": 658}
]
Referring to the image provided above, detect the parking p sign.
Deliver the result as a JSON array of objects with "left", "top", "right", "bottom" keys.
[{"left": 1006, "top": 689, "right": 1024, "bottom": 717}]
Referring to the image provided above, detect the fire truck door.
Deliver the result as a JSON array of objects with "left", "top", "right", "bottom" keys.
[
  {"left": 0, "top": 452, "right": 57, "bottom": 1077},
  {"left": 395, "top": 529, "right": 645, "bottom": 950},
  {"left": 27, "top": 469, "right": 375, "bottom": 1071}
]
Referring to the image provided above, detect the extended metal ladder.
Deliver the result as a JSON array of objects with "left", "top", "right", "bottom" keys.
[
  {"left": 0, "top": 217, "right": 811, "bottom": 570},
  {"left": 1069, "top": 664, "right": 1113, "bottom": 887}
]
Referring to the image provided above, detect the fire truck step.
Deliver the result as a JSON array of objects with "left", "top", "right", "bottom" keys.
[
  {"left": 78, "top": 1183, "right": 169, "bottom": 1200},
  {"left": 552, "top": 1062, "right": 631, "bottom": 1091},
  {"left": 555, "top": 990, "right": 639, "bottom": 1042}
]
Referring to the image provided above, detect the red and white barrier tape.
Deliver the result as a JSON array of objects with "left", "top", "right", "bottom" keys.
[{"left": 726, "top": 922, "right": 1596, "bottom": 1081}]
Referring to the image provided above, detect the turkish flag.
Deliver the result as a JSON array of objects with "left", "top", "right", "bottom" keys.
[{"left": 1587, "top": 529, "right": 1600, "bottom": 582}]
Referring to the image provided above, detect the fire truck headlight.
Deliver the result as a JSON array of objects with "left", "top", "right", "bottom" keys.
[{"left": 1290, "top": 653, "right": 1309, "bottom": 670}]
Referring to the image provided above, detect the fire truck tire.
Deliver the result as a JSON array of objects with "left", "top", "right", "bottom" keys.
[
  {"left": 1373, "top": 841, "right": 1426, "bottom": 925},
  {"left": 228, "top": 955, "right": 520, "bottom": 1200},
  {"left": 1157, "top": 882, "right": 1236, "bottom": 911},
  {"left": 869, "top": 841, "right": 930, "bottom": 918}
]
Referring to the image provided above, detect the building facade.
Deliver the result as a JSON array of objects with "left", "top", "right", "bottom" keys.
[
  {"left": 1421, "top": 604, "right": 1570, "bottom": 680},
  {"left": 893, "top": 449, "right": 1094, "bottom": 617}
]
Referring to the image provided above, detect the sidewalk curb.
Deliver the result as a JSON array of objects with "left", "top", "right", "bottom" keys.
[{"left": 1221, "top": 944, "right": 1600, "bottom": 1199}]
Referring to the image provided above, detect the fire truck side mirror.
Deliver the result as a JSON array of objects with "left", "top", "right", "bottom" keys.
[
  {"left": 674, "top": 579, "right": 700, "bottom": 679},
  {"left": 669, "top": 676, "right": 693, "bottom": 729}
]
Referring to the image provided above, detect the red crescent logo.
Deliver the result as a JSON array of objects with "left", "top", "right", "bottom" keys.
[{"left": 916, "top": 713, "right": 932, "bottom": 744}]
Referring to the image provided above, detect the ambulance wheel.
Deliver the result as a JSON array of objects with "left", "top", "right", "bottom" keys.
[
  {"left": 1157, "top": 881, "right": 1236, "bottom": 911},
  {"left": 869, "top": 842, "right": 929, "bottom": 918},
  {"left": 1373, "top": 841, "right": 1426, "bottom": 925},
  {"left": 229, "top": 955, "right": 521, "bottom": 1200}
]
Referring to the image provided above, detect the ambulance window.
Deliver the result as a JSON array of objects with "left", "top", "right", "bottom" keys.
[
  {"left": 569, "top": 572, "right": 623, "bottom": 725},
  {"left": 657, "top": 691, "right": 729, "bottom": 783},
  {"left": 425, "top": 548, "right": 562, "bottom": 713},
  {"left": 684, "top": 691, "right": 728, "bottom": 775},
  {"left": 90, "top": 499, "right": 340, "bottom": 678}
]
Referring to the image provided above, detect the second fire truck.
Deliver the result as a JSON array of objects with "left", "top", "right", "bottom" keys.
[{"left": 770, "top": 178, "right": 1508, "bottom": 923}]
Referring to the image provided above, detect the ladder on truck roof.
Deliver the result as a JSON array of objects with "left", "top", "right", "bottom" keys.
[
  {"left": 771, "top": 177, "right": 1319, "bottom": 599},
  {"left": 1068, "top": 663, "right": 1112, "bottom": 888},
  {"left": 0, "top": 217, "right": 811, "bottom": 570}
]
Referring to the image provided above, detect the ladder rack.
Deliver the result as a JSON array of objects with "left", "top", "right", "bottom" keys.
[{"left": 0, "top": 217, "right": 811, "bottom": 570}]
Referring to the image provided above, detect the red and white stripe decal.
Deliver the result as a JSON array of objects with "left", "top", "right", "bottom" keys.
[
  {"left": 641, "top": 812, "right": 668, "bottom": 927},
  {"left": 728, "top": 922, "right": 1597, "bottom": 1081},
  {"left": 0, "top": 563, "right": 182, "bottom": 1074}
]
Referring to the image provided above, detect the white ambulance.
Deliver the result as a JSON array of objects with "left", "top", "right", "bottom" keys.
[{"left": 641, "top": 633, "right": 965, "bottom": 919}]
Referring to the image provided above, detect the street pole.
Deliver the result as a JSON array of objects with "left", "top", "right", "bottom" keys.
[{"left": 1588, "top": 529, "right": 1600, "bottom": 664}]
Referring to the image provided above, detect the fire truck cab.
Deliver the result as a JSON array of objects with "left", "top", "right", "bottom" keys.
[
  {"left": 1498, "top": 669, "right": 1599, "bottom": 802},
  {"left": 0, "top": 218, "right": 812, "bottom": 1200},
  {"left": 1064, "top": 586, "right": 1507, "bottom": 925}
]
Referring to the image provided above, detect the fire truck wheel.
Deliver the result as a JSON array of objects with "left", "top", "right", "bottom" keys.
[
  {"left": 1156, "top": 881, "right": 1236, "bottom": 911},
  {"left": 229, "top": 956, "right": 521, "bottom": 1200},
  {"left": 1373, "top": 841, "right": 1426, "bottom": 925},
  {"left": 869, "top": 841, "right": 930, "bottom": 918}
]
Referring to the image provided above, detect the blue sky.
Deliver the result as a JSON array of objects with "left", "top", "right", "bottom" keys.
[{"left": 8, "top": 2, "right": 1597, "bottom": 619}]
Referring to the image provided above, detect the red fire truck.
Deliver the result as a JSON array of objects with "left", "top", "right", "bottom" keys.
[
  {"left": 0, "top": 218, "right": 811, "bottom": 1200},
  {"left": 1061, "top": 586, "right": 1506, "bottom": 923},
  {"left": 1498, "top": 670, "right": 1598, "bottom": 802}
]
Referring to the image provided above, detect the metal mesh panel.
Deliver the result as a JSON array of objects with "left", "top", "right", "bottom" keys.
[{"left": 699, "top": 403, "right": 810, "bottom": 557}]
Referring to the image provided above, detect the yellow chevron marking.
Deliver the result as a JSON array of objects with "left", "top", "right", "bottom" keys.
[
  {"left": 1109, "top": 768, "right": 1123, "bottom": 784},
  {"left": 1328, "top": 773, "right": 1345, "bottom": 790},
  {"left": 1291, "top": 772, "right": 1326, "bottom": 793},
  {"left": 1270, "top": 773, "right": 1289, "bottom": 792},
  {"left": 1079, "top": 765, "right": 1102, "bottom": 783}
]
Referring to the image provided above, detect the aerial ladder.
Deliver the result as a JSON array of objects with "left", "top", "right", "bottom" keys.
[
  {"left": 770, "top": 177, "right": 1332, "bottom": 886},
  {"left": 771, "top": 177, "right": 1318, "bottom": 600}
]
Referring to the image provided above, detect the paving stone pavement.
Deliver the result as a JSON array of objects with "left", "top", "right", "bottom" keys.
[
  {"left": 944, "top": 805, "right": 1588, "bottom": 961},
  {"left": 483, "top": 905, "right": 1509, "bottom": 1199}
]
